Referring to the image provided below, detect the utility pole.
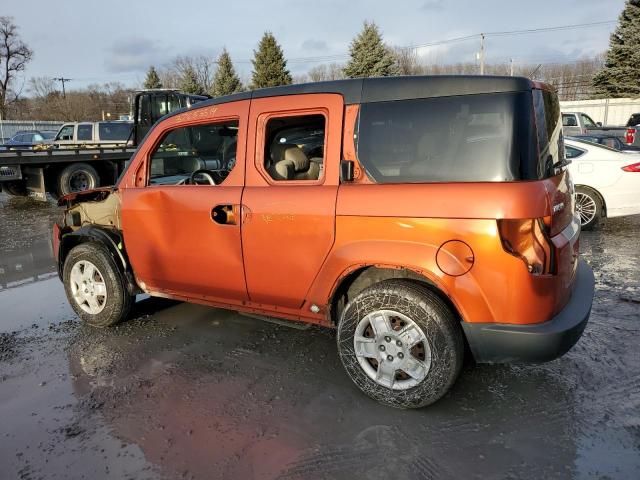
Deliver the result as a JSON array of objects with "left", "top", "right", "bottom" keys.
[
  {"left": 53, "top": 77, "right": 72, "bottom": 98},
  {"left": 479, "top": 34, "right": 485, "bottom": 75}
]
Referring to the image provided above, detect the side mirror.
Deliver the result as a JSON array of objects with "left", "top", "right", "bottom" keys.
[
  {"left": 340, "top": 160, "right": 354, "bottom": 182},
  {"left": 596, "top": 122, "right": 602, "bottom": 127}
]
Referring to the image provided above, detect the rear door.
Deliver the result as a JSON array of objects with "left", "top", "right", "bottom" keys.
[{"left": 241, "top": 94, "right": 343, "bottom": 308}]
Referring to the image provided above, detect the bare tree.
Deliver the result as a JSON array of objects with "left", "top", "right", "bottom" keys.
[
  {"left": 393, "top": 47, "right": 424, "bottom": 76},
  {"left": 307, "top": 63, "right": 345, "bottom": 82},
  {"left": 0, "top": 16, "right": 33, "bottom": 118},
  {"left": 169, "top": 54, "right": 215, "bottom": 93}
]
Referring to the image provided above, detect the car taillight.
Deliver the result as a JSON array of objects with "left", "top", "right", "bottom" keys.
[
  {"left": 626, "top": 128, "right": 635, "bottom": 145},
  {"left": 622, "top": 162, "right": 640, "bottom": 172},
  {"left": 497, "top": 218, "right": 555, "bottom": 275}
]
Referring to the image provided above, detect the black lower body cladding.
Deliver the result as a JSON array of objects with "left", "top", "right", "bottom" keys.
[{"left": 462, "top": 260, "right": 595, "bottom": 363}]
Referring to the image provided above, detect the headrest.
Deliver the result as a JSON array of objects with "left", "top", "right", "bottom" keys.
[{"left": 271, "top": 143, "right": 309, "bottom": 171}]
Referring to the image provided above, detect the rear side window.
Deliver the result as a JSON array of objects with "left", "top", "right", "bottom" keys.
[
  {"left": 565, "top": 146, "right": 585, "bottom": 159},
  {"left": 99, "top": 122, "right": 133, "bottom": 141},
  {"left": 356, "top": 92, "right": 536, "bottom": 183},
  {"left": 77, "top": 124, "right": 93, "bottom": 141}
]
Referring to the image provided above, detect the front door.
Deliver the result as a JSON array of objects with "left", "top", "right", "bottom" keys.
[
  {"left": 241, "top": 94, "right": 344, "bottom": 308},
  {"left": 122, "top": 101, "right": 249, "bottom": 303}
]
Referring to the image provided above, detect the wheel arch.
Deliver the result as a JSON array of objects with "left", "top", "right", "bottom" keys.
[
  {"left": 328, "top": 264, "right": 464, "bottom": 326},
  {"left": 59, "top": 226, "right": 140, "bottom": 295}
]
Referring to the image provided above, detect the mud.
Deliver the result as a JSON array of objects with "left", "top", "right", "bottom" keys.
[{"left": 0, "top": 192, "right": 638, "bottom": 479}]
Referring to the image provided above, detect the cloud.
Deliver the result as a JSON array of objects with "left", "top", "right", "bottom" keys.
[
  {"left": 301, "top": 39, "right": 328, "bottom": 51},
  {"left": 104, "top": 37, "right": 165, "bottom": 73},
  {"left": 421, "top": 0, "right": 445, "bottom": 11}
]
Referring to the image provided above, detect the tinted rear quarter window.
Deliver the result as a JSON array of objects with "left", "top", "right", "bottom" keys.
[
  {"left": 356, "top": 92, "right": 536, "bottom": 183},
  {"left": 533, "top": 89, "right": 564, "bottom": 178}
]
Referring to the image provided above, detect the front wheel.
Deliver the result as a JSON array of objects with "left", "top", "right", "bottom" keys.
[
  {"left": 63, "top": 242, "right": 133, "bottom": 327},
  {"left": 2, "top": 180, "right": 28, "bottom": 196},
  {"left": 337, "top": 279, "right": 464, "bottom": 409}
]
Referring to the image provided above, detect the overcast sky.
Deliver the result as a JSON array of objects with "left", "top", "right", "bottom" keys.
[{"left": 3, "top": 0, "right": 626, "bottom": 90}]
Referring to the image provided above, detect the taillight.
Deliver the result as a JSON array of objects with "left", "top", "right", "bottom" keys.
[
  {"left": 622, "top": 162, "right": 640, "bottom": 172},
  {"left": 626, "top": 128, "right": 635, "bottom": 145},
  {"left": 497, "top": 218, "right": 555, "bottom": 275}
]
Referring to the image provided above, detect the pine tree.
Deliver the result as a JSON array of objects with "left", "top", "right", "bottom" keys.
[
  {"left": 143, "top": 66, "right": 162, "bottom": 89},
  {"left": 251, "top": 32, "right": 292, "bottom": 89},
  {"left": 179, "top": 66, "right": 203, "bottom": 95},
  {"left": 211, "top": 48, "right": 243, "bottom": 96},
  {"left": 344, "top": 21, "right": 399, "bottom": 78},
  {"left": 592, "top": 0, "right": 640, "bottom": 97}
]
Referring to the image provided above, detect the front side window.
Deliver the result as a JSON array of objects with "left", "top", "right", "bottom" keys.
[
  {"left": 56, "top": 125, "right": 74, "bottom": 141},
  {"left": 357, "top": 92, "right": 536, "bottom": 183},
  {"left": 77, "top": 124, "right": 93, "bottom": 141},
  {"left": 581, "top": 114, "right": 596, "bottom": 128},
  {"left": 149, "top": 120, "right": 239, "bottom": 186},
  {"left": 263, "top": 114, "right": 325, "bottom": 181}
]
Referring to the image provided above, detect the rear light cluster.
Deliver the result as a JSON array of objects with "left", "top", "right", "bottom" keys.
[
  {"left": 622, "top": 162, "right": 640, "bottom": 172},
  {"left": 498, "top": 218, "right": 555, "bottom": 275},
  {"left": 626, "top": 128, "right": 635, "bottom": 145}
]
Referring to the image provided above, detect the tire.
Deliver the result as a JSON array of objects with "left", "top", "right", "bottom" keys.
[
  {"left": 337, "top": 279, "right": 464, "bottom": 409},
  {"left": 575, "top": 186, "right": 603, "bottom": 230},
  {"left": 63, "top": 242, "right": 133, "bottom": 327},
  {"left": 2, "top": 180, "right": 28, "bottom": 196},
  {"left": 57, "top": 163, "right": 100, "bottom": 197}
]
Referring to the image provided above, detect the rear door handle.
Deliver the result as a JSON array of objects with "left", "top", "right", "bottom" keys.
[{"left": 211, "top": 204, "right": 239, "bottom": 225}]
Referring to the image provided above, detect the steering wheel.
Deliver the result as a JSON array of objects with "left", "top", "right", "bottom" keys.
[{"left": 190, "top": 169, "right": 218, "bottom": 186}]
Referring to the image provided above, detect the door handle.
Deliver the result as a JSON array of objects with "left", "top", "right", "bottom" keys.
[{"left": 211, "top": 204, "right": 239, "bottom": 225}]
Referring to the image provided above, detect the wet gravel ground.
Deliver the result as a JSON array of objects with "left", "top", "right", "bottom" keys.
[{"left": 0, "top": 192, "right": 638, "bottom": 480}]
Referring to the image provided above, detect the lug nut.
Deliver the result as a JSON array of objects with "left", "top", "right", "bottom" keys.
[
  {"left": 396, "top": 340, "right": 402, "bottom": 347},
  {"left": 385, "top": 336, "right": 391, "bottom": 343},
  {"left": 387, "top": 355, "right": 393, "bottom": 361},
  {"left": 398, "top": 352, "right": 404, "bottom": 359},
  {"left": 379, "top": 345, "right": 386, "bottom": 351}
]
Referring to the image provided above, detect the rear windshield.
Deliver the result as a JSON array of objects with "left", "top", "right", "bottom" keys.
[
  {"left": 356, "top": 90, "right": 560, "bottom": 183},
  {"left": 99, "top": 122, "right": 133, "bottom": 141}
]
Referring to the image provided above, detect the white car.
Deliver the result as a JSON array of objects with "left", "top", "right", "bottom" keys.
[{"left": 565, "top": 138, "right": 640, "bottom": 229}]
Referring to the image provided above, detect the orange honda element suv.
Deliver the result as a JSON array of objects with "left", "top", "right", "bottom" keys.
[{"left": 54, "top": 76, "right": 595, "bottom": 408}]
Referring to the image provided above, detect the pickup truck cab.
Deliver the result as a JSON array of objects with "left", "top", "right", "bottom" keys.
[
  {"left": 54, "top": 121, "right": 134, "bottom": 148},
  {"left": 562, "top": 111, "right": 640, "bottom": 148},
  {"left": 54, "top": 76, "right": 595, "bottom": 408}
]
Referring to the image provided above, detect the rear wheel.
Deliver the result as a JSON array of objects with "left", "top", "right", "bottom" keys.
[
  {"left": 337, "top": 279, "right": 464, "bottom": 409},
  {"left": 575, "top": 186, "right": 602, "bottom": 230},
  {"left": 57, "top": 163, "right": 100, "bottom": 197},
  {"left": 63, "top": 242, "right": 133, "bottom": 327}
]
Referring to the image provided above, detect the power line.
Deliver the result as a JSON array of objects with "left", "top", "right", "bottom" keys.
[{"left": 53, "top": 77, "right": 72, "bottom": 97}]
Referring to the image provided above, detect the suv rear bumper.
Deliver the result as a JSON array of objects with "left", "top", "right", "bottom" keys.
[{"left": 462, "top": 259, "right": 595, "bottom": 363}]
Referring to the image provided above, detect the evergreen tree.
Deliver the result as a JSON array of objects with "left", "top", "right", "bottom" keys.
[
  {"left": 251, "top": 32, "right": 292, "bottom": 89},
  {"left": 179, "top": 66, "right": 203, "bottom": 95},
  {"left": 143, "top": 66, "right": 162, "bottom": 89},
  {"left": 344, "top": 21, "right": 399, "bottom": 78},
  {"left": 211, "top": 48, "right": 243, "bottom": 96},
  {"left": 592, "top": 0, "right": 640, "bottom": 97}
]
